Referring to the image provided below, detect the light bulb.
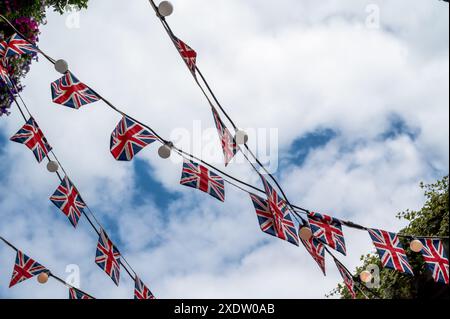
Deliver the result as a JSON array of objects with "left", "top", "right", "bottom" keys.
[
  {"left": 359, "top": 270, "right": 373, "bottom": 283},
  {"left": 54, "top": 59, "right": 69, "bottom": 74},
  {"left": 46, "top": 161, "right": 59, "bottom": 173},
  {"left": 158, "top": 1, "right": 174, "bottom": 17},
  {"left": 235, "top": 130, "right": 248, "bottom": 145},
  {"left": 410, "top": 239, "right": 424, "bottom": 253},
  {"left": 299, "top": 226, "right": 313, "bottom": 241},
  {"left": 158, "top": 143, "right": 172, "bottom": 159},
  {"left": 37, "top": 272, "right": 49, "bottom": 284}
]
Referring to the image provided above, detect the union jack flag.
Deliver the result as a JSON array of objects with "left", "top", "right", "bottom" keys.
[
  {"left": 110, "top": 116, "right": 157, "bottom": 161},
  {"left": 10, "top": 117, "right": 52, "bottom": 163},
  {"left": 308, "top": 212, "right": 346, "bottom": 255},
  {"left": 51, "top": 71, "right": 100, "bottom": 109},
  {"left": 9, "top": 250, "right": 46, "bottom": 288},
  {"left": 368, "top": 229, "right": 413, "bottom": 275},
  {"left": 259, "top": 175, "right": 299, "bottom": 246},
  {"left": 211, "top": 106, "right": 238, "bottom": 166},
  {"left": 334, "top": 258, "right": 357, "bottom": 299},
  {"left": 172, "top": 35, "right": 197, "bottom": 76},
  {"left": 135, "top": 276, "right": 156, "bottom": 300},
  {"left": 69, "top": 288, "right": 94, "bottom": 299},
  {"left": 301, "top": 237, "right": 326, "bottom": 275},
  {"left": 95, "top": 229, "right": 121, "bottom": 286},
  {"left": 3, "top": 34, "right": 39, "bottom": 57},
  {"left": 0, "top": 60, "right": 12, "bottom": 88},
  {"left": 180, "top": 160, "right": 225, "bottom": 202},
  {"left": 50, "top": 176, "right": 86, "bottom": 228},
  {"left": 419, "top": 238, "right": 449, "bottom": 285},
  {"left": 0, "top": 39, "right": 6, "bottom": 57},
  {"left": 250, "top": 193, "right": 299, "bottom": 246}
]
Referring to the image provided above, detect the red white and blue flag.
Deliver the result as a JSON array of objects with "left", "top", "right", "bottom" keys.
[
  {"left": 95, "top": 229, "right": 121, "bottom": 286},
  {"left": 180, "top": 160, "right": 225, "bottom": 202},
  {"left": 51, "top": 71, "right": 100, "bottom": 109},
  {"left": 135, "top": 277, "right": 156, "bottom": 300},
  {"left": 0, "top": 39, "right": 7, "bottom": 57},
  {"left": 69, "top": 288, "right": 94, "bottom": 299},
  {"left": 50, "top": 176, "right": 86, "bottom": 228},
  {"left": 250, "top": 193, "right": 299, "bottom": 246},
  {"left": 301, "top": 237, "right": 326, "bottom": 275},
  {"left": 419, "top": 238, "right": 449, "bottom": 285},
  {"left": 10, "top": 117, "right": 52, "bottom": 163},
  {"left": 172, "top": 35, "right": 197, "bottom": 76},
  {"left": 259, "top": 175, "right": 299, "bottom": 246},
  {"left": 211, "top": 106, "right": 238, "bottom": 166},
  {"left": 334, "top": 258, "right": 357, "bottom": 299},
  {"left": 110, "top": 116, "right": 157, "bottom": 161},
  {"left": 9, "top": 250, "right": 46, "bottom": 287},
  {"left": 0, "top": 60, "right": 12, "bottom": 88},
  {"left": 368, "top": 229, "right": 413, "bottom": 275},
  {"left": 3, "top": 34, "right": 38, "bottom": 57},
  {"left": 308, "top": 212, "right": 346, "bottom": 255}
]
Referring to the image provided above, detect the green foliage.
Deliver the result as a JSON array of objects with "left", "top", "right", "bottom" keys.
[{"left": 333, "top": 176, "right": 449, "bottom": 299}]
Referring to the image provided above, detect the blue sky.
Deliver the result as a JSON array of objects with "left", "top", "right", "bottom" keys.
[{"left": 0, "top": 0, "right": 448, "bottom": 299}]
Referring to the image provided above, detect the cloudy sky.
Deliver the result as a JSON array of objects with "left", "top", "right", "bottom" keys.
[{"left": 0, "top": 0, "right": 448, "bottom": 299}]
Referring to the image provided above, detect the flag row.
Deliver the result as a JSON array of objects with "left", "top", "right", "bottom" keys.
[{"left": 1, "top": 239, "right": 155, "bottom": 299}]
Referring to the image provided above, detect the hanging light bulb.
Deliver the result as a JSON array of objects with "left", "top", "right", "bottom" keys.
[
  {"left": 299, "top": 226, "right": 313, "bottom": 241},
  {"left": 54, "top": 59, "right": 69, "bottom": 74},
  {"left": 37, "top": 272, "right": 49, "bottom": 284},
  {"left": 410, "top": 239, "right": 424, "bottom": 253},
  {"left": 158, "top": 1, "right": 174, "bottom": 17},
  {"left": 46, "top": 160, "right": 59, "bottom": 173},
  {"left": 359, "top": 270, "right": 373, "bottom": 283},
  {"left": 235, "top": 129, "right": 249, "bottom": 145},
  {"left": 158, "top": 142, "right": 173, "bottom": 159}
]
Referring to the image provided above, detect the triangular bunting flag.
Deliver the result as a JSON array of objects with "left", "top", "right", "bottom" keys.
[
  {"left": 258, "top": 175, "right": 299, "bottom": 246},
  {"left": 172, "top": 35, "right": 197, "bottom": 76},
  {"left": 4, "top": 33, "right": 39, "bottom": 57},
  {"left": 211, "top": 106, "right": 238, "bottom": 166},
  {"left": 10, "top": 117, "right": 52, "bottom": 163},
  {"left": 110, "top": 116, "right": 157, "bottom": 161},
  {"left": 418, "top": 238, "right": 449, "bottom": 285},
  {"left": 334, "top": 258, "right": 357, "bottom": 299},
  {"left": 51, "top": 71, "right": 100, "bottom": 109},
  {"left": 134, "top": 276, "right": 156, "bottom": 300},
  {"left": 50, "top": 176, "right": 86, "bottom": 228},
  {"left": 9, "top": 250, "right": 46, "bottom": 288},
  {"left": 249, "top": 192, "right": 299, "bottom": 246},
  {"left": 69, "top": 287, "right": 94, "bottom": 299},
  {"left": 95, "top": 229, "right": 121, "bottom": 286},
  {"left": 308, "top": 212, "right": 346, "bottom": 255},
  {"left": 368, "top": 229, "right": 413, "bottom": 275},
  {"left": 180, "top": 160, "right": 225, "bottom": 202},
  {"left": 301, "top": 236, "right": 326, "bottom": 275},
  {"left": 0, "top": 60, "right": 13, "bottom": 88}
]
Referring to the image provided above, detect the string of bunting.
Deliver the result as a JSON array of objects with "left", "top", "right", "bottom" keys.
[
  {"left": 1, "top": 3, "right": 449, "bottom": 300},
  {"left": 0, "top": 236, "right": 95, "bottom": 299},
  {"left": 0, "top": 16, "right": 156, "bottom": 300}
]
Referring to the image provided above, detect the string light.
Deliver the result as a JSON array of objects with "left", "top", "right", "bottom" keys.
[
  {"left": 299, "top": 226, "right": 313, "bottom": 241},
  {"left": 235, "top": 129, "right": 249, "bottom": 145},
  {"left": 54, "top": 59, "right": 69, "bottom": 74},
  {"left": 158, "top": 142, "right": 173, "bottom": 159},
  {"left": 158, "top": 1, "right": 174, "bottom": 17},
  {"left": 359, "top": 270, "right": 373, "bottom": 283},
  {"left": 410, "top": 239, "right": 424, "bottom": 253},
  {"left": 46, "top": 160, "right": 59, "bottom": 173},
  {"left": 37, "top": 272, "right": 49, "bottom": 284}
]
